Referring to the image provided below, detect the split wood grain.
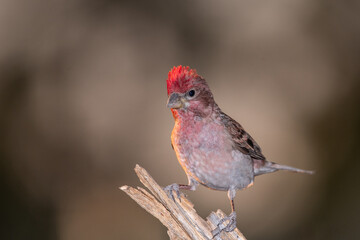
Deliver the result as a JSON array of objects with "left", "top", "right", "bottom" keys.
[{"left": 120, "top": 164, "right": 246, "bottom": 240}]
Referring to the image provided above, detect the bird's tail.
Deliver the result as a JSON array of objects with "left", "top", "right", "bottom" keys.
[
  {"left": 270, "top": 162, "right": 315, "bottom": 174},
  {"left": 254, "top": 160, "right": 315, "bottom": 176}
]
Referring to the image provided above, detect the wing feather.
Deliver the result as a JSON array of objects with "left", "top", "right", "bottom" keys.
[{"left": 219, "top": 111, "right": 266, "bottom": 161}]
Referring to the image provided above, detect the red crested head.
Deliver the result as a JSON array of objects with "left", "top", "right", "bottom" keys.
[
  {"left": 166, "top": 66, "right": 215, "bottom": 119},
  {"left": 166, "top": 66, "right": 200, "bottom": 96}
]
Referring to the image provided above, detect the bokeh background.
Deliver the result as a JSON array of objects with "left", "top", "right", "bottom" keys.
[{"left": 1, "top": 0, "right": 359, "bottom": 239}]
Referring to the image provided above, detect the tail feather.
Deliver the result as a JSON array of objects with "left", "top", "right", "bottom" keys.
[
  {"left": 254, "top": 160, "right": 315, "bottom": 176},
  {"left": 270, "top": 162, "right": 315, "bottom": 175}
]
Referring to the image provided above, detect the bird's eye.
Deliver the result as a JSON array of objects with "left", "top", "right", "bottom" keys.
[{"left": 188, "top": 90, "right": 195, "bottom": 97}]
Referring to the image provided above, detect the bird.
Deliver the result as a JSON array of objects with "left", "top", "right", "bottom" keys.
[{"left": 164, "top": 65, "right": 314, "bottom": 237}]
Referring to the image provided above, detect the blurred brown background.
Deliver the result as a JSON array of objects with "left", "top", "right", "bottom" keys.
[{"left": 1, "top": 0, "right": 359, "bottom": 239}]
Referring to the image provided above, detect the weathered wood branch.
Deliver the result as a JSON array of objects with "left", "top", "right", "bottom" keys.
[{"left": 120, "top": 164, "right": 246, "bottom": 240}]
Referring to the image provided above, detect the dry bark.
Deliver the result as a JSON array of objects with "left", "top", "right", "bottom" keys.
[{"left": 120, "top": 165, "right": 246, "bottom": 240}]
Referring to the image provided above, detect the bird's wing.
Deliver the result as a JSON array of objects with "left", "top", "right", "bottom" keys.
[{"left": 220, "top": 111, "right": 266, "bottom": 160}]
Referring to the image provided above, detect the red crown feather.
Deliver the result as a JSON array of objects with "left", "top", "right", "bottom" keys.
[{"left": 166, "top": 65, "right": 199, "bottom": 95}]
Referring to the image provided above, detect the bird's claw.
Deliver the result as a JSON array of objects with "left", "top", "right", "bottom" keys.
[
  {"left": 164, "top": 183, "right": 182, "bottom": 202},
  {"left": 211, "top": 212, "right": 237, "bottom": 238}
]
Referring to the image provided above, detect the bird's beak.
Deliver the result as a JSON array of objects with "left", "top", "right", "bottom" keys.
[{"left": 167, "top": 93, "right": 183, "bottom": 109}]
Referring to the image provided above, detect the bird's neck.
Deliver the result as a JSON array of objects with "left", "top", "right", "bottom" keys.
[{"left": 171, "top": 105, "right": 214, "bottom": 123}]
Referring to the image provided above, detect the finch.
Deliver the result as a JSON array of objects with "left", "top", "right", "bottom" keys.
[{"left": 165, "top": 65, "right": 314, "bottom": 236}]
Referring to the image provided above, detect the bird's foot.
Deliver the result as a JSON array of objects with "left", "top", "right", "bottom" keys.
[
  {"left": 164, "top": 183, "right": 182, "bottom": 202},
  {"left": 211, "top": 211, "right": 237, "bottom": 238}
]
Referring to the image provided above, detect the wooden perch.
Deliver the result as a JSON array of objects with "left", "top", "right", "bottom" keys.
[{"left": 120, "top": 164, "right": 246, "bottom": 240}]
